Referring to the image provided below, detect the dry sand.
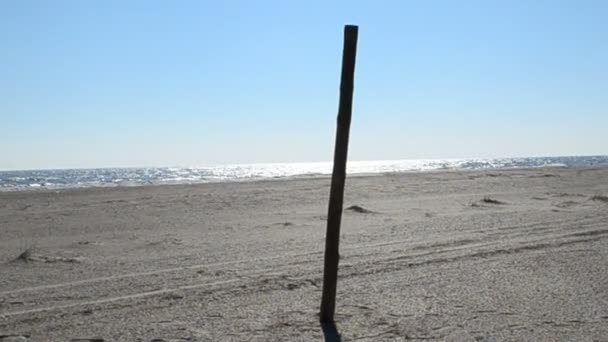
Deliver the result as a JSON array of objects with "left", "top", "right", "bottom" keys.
[{"left": 1, "top": 167, "right": 607, "bottom": 341}]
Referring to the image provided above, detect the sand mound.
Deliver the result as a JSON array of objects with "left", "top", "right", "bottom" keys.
[
  {"left": 591, "top": 195, "right": 608, "bottom": 203},
  {"left": 13, "top": 248, "right": 83, "bottom": 264},
  {"left": 345, "top": 205, "right": 375, "bottom": 214},
  {"left": 481, "top": 197, "right": 507, "bottom": 205},
  {"left": 471, "top": 197, "right": 508, "bottom": 207}
]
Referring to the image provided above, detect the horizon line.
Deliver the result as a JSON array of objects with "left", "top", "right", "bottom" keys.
[{"left": 1, "top": 153, "right": 607, "bottom": 173}]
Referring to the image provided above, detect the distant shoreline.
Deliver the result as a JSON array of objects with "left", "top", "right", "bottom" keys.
[{"left": 1, "top": 163, "right": 607, "bottom": 194}]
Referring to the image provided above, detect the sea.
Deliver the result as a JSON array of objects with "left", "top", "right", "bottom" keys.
[{"left": 1, "top": 155, "right": 607, "bottom": 191}]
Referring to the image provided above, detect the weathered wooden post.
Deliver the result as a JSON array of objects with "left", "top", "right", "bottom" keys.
[{"left": 320, "top": 24, "right": 358, "bottom": 323}]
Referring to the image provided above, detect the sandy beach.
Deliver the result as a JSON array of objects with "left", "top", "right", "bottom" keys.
[{"left": 1, "top": 166, "right": 607, "bottom": 341}]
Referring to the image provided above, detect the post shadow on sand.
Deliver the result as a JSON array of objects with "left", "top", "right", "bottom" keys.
[{"left": 321, "top": 321, "right": 342, "bottom": 342}]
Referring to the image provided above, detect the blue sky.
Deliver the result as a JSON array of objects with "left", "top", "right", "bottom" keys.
[{"left": 1, "top": 0, "right": 607, "bottom": 170}]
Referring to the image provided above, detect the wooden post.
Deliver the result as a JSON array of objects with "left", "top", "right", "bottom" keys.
[{"left": 320, "top": 24, "right": 358, "bottom": 323}]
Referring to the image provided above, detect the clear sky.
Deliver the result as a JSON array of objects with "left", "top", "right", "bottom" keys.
[{"left": 1, "top": 0, "right": 607, "bottom": 170}]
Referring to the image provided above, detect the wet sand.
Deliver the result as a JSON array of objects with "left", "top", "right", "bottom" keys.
[{"left": 1, "top": 167, "right": 607, "bottom": 341}]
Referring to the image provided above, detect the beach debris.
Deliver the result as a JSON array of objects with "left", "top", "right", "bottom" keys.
[
  {"left": 69, "top": 338, "right": 104, "bottom": 342},
  {"left": 345, "top": 205, "right": 375, "bottom": 214}
]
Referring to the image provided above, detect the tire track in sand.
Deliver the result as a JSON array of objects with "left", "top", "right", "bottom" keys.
[
  {"left": 1, "top": 213, "right": 605, "bottom": 297},
  {"left": 2, "top": 223, "right": 606, "bottom": 319}
]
